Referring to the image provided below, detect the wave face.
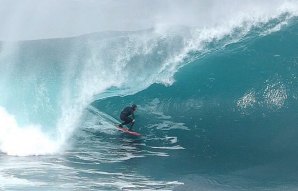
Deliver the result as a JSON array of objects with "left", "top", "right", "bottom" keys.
[
  {"left": 92, "top": 17, "right": 298, "bottom": 190},
  {"left": 0, "top": 29, "right": 198, "bottom": 155},
  {"left": 0, "top": 7, "right": 298, "bottom": 190},
  {"left": 95, "top": 16, "right": 298, "bottom": 153}
]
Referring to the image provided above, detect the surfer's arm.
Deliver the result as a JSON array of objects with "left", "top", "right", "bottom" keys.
[{"left": 131, "top": 111, "right": 135, "bottom": 124}]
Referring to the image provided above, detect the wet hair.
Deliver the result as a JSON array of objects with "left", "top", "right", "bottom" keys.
[{"left": 132, "top": 104, "right": 137, "bottom": 109}]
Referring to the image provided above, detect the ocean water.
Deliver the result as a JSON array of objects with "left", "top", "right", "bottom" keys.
[{"left": 0, "top": 6, "right": 298, "bottom": 191}]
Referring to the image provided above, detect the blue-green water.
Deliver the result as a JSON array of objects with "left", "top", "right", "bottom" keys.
[
  {"left": 92, "top": 17, "right": 298, "bottom": 190},
  {"left": 0, "top": 14, "right": 298, "bottom": 190}
]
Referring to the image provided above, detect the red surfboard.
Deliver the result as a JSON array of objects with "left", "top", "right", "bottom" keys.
[{"left": 115, "top": 125, "right": 141, "bottom": 136}]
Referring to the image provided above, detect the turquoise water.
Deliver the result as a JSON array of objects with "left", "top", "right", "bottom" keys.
[
  {"left": 93, "top": 17, "right": 298, "bottom": 190},
  {"left": 0, "top": 13, "right": 298, "bottom": 190}
]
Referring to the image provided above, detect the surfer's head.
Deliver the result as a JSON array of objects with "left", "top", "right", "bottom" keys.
[{"left": 132, "top": 104, "right": 137, "bottom": 111}]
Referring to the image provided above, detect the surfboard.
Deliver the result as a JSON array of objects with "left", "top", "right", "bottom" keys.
[{"left": 115, "top": 125, "right": 141, "bottom": 136}]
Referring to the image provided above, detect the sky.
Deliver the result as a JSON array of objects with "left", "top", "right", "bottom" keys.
[{"left": 0, "top": 0, "right": 296, "bottom": 40}]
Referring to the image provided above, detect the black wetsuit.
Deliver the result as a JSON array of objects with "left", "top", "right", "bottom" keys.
[{"left": 119, "top": 106, "right": 135, "bottom": 128}]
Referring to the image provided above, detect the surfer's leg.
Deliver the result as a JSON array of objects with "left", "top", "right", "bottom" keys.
[
  {"left": 119, "top": 115, "right": 128, "bottom": 127},
  {"left": 128, "top": 120, "right": 135, "bottom": 130},
  {"left": 120, "top": 116, "right": 133, "bottom": 127}
]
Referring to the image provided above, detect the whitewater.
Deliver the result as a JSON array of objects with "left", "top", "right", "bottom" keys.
[{"left": 0, "top": 0, "right": 298, "bottom": 190}]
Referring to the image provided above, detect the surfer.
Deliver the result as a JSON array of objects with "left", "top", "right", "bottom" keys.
[{"left": 118, "top": 104, "right": 137, "bottom": 130}]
